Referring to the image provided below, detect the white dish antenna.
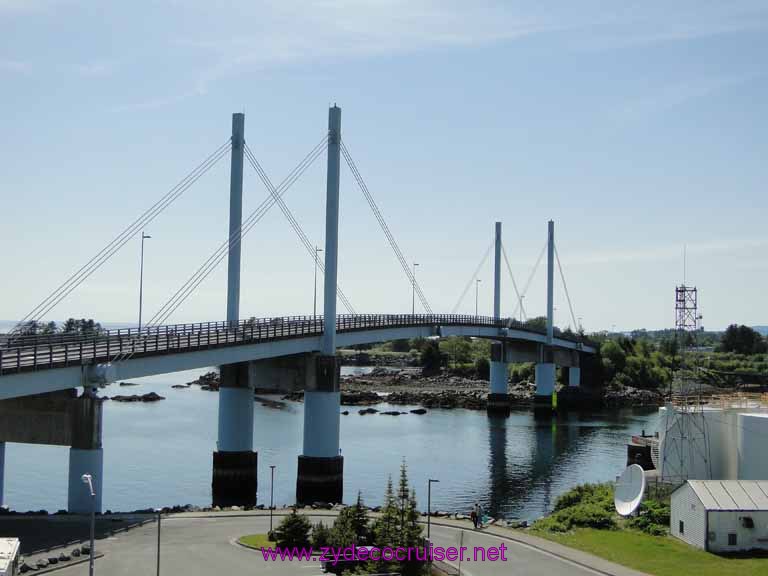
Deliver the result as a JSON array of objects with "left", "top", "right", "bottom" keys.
[{"left": 614, "top": 464, "right": 646, "bottom": 516}]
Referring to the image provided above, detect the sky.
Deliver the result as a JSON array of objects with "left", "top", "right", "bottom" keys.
[{"left": 1, "top": 0, "right": 766, "bottom": 332}]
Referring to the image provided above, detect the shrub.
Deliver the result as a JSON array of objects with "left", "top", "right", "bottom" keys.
[{"left": 312, "top": 521, "right": 332, "bottom": 548}]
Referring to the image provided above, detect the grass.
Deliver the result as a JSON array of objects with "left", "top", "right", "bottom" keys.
[
  {"left": 533, "top": 527, "right": 768, "bottom": 576},
  {"left": 238, "top": 534, "right": 276, "bottom": 549}
]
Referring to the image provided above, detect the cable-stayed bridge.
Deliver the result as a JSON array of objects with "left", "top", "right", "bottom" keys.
[{"left": 0, "top": 107, "right": 594, "bottom": 514}]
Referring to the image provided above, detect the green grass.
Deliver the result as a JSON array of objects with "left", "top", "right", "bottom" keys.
[
  {"left": 533, "top": 528, "right": 768, "bottom": 576},
  {"left": 238, "top": 534, "right": 276, "bottom": 549}
]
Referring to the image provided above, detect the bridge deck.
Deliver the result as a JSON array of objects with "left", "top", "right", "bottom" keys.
[{"left": 0, "top": 314, "right": 590, "bottom": 377}]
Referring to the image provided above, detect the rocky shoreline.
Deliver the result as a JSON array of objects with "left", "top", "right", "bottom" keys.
[{"left": 182, "top": 367, "right": 663, "bottom": 411}]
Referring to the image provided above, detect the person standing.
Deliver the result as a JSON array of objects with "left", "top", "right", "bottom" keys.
[
  {"left": 473, "top": 502, "right": 480, "bottom": 529},
  {"left": 470, "top": 505, "right": 478, "bottom": 529}
]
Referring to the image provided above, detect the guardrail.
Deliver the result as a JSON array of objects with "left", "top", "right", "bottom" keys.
[{"left": 0, "top": 314, "right": 589, "bottom": 376}]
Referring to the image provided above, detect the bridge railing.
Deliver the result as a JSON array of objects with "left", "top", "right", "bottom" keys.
[{"left": 0, "top": 314, "right": 590, "bottom": 376}]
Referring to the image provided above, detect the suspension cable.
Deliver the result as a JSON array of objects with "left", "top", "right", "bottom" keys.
[
  {"left": 11, "top": 140, "right": 232, "bottom": 333},
  {"left": 451, "top": 242, "right": 492, "bottom": 314},
  {"left": 500, "top": 243, "right": 526, "bottom": 320},
  {"left": 145, "top": 136, "right": 329, "bottom": 329},
  {"left": 243, "top": 143, "right": 356, "bottom": 314},
  {"left": 340, "top": 139, "right": 433, "bottom": 314},
  {"left": 511, "top": 241, "right": 547, "bottom": 319},
  {"left": 554, "top": 244, "right": 579, "bottom": 330}
]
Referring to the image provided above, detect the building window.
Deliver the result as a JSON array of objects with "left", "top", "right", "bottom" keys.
[
  {"left": 728, "top": 533, "right": 737, "bottom": 546},
  {"left": 679, "top": 521, "right": 684, "bottom": 534}
]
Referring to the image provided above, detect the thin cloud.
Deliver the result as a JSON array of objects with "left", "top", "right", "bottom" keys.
[
  {"left": 0, "top": 59, "right": 30, "bottom": 73},
  {"left": 77, "top": 61, "right": 114, "bottom": 78}
]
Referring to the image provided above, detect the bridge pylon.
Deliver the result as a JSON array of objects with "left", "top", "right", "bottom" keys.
[
  {"left": 297, "top": 105, "right": 344, "bottom": 504},
  {"left": 534, "top": 220, "right": 557, "bottom": 413},
  {"left": 212, "top": 112, "right": 258, "bottom": 509},
  {"left": 487, "top": 221, "right": 511, "bottom": 415}
]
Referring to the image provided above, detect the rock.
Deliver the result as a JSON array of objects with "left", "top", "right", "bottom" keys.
[
  {"left": 36, "top": 559, "right": 49, "bottom": 569},
  {"left": 380, "top": 410, "right": 402, "bottom": 416},
  {"left": 358, "top": 408, "right": 378, "bottom": 415},
  {"left": 341, "top": 410, "right": 349, "bottom": 415},
  {"left": 409, "top": 408, "right": 427, "bottom": 415},
  {"left": 230, "top": 506, "right": 242, "bottom": 511},
  {"left": 119, "top": 381, "right": 139, "bottom": 386},
  {"left": 213, "top": 506, "right": 221, "bottom": 512},
  {"left": 47, "top": 556, "right": 58, "bottom": 565},
  {"left": 72, "top": 548, "right": 81, "bottom": 557},
  {"left": 59, "top": 552, "right": 71, "bottom": 561},
  {"left": 110, "top": 392, "right": 165, "bottom": 402},
  {"left": 340, "top": 390, "right": 382, "bottom": 406},
  {"left": 81, "top": 544, "right": 91, "bottom": 555},
  {"left": 171, "top": 384, "right": 189, "bottom": 389},
  {"left": 19, "top": 562, "right": 34, "bottom": 573}
]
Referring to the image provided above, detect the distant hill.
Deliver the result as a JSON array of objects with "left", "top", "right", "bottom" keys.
[{"left": 754, "top": 326, "right": 768, "bottom": 336}]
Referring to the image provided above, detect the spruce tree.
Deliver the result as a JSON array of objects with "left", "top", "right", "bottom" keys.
[
  {"left": 273, "top": 508, "right": 312, "bottom": 548},
  {"left": 350, "top": 491, "right": 371, "bottom": 544},
  {"left": 373, "top": 476, "right": 399, "bottom": 549},
  {"left": 311, "top": 521, "right": 332, "bottom": 548}
]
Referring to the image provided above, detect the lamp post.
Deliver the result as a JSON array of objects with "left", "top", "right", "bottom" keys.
[
  {"left": 313, "top": 247, "right": 323, "bottom": 320},
  {"left": 427, "top": 478, "right": 439, "bottom": 539},
  {"left": 269, "top": 465, "right": 276, "bottom": 533},
  {"left": 475, "top": 279, "right": 481, "bottom": 317},
  {"left": 138, "top": 232, "right": 151, "bottom": 331},
  {"left": 411, "top": 263, "right": 419, "bottom": 316},
  {"left": 155, "top": 508, "right": 162, "bottom": 576},
  {"left": 81, "top": 474, "right": 96, "bottom": 576}
]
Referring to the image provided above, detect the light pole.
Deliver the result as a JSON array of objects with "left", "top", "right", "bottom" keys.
[
  {"left": 269, "top": 465, "right": 276, "bottom": 533},
  {"left": 411, "top": 263, "right": 419, "bottom": 316},
  {"left": 427, "top": 478, "right": 439, "bottom": 539},
  {"left": 138, "top": 232, "right": 151, "bottom": 331},
  {"left": 313, "top": 247, "right": 323, "bottom": 320},
  {"left": 475, "top": 279, "right": 481, "bottom": 317},
  {"left": 81, "top": 474, "right": 95, "bottom": 576},
  {"left": 155, "top": 507, "right": 162, "bottom": 576}
]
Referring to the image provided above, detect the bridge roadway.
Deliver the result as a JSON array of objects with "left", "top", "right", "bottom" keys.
[{"left": 0, "top": 314, "right": 595, "bottom": 400}]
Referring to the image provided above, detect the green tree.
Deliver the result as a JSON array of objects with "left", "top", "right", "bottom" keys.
[
  {"left": 719, "top": 324, "right": 768, "bottom": 355},
  {"left": 474, "top": 357, "right": 490, "bottom": 380},
  {"left": 311, "top": 521, "right": 332, "bottom": 548},
  {"left": 372, "top": 476, "right": 399, "bottom": 549},
  {"left": 350, "top": 491, "right": 371, "bottom": 544},
  {"left": 420, "top": 339, "right": 442, "bottom": 376},
  {"left": 272, "top": 509, "right": 312, "bottom": 548}
]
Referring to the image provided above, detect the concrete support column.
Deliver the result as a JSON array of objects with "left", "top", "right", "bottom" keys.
[
  {"left": 534, "top": 362, "right": 556, "bottom": 412},
  {"left": 568, "top": 366, "right": 581, "bottom": 388},
  {"left": 67, "top": 389, "right": 103, "bottom": 514},
  {"left": 298, "top": 106, "right": 343, "bottom": 505},
  {"left": 212, "top": 113, "right": 257, "bottom": 509},
  {"left": 535, "top": 221, "right": 557, "bottom": 413},
  {"left": 212, "top": 363, "right": 256, "bottom": 508},
  {"left": 487, "top": 222, "right": 510, "bottom": 415},
  {"left": 0, "top": 442, "right": 5, "bottom": 509}
]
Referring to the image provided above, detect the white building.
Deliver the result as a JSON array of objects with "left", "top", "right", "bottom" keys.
[
  {"left": 671, "top": 480, "right": 768, "bottom": 553},
  {"left": 0, "top": 538, "right": 20, "bottom": 576}
]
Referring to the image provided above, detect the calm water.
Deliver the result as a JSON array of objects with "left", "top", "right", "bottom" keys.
[{"left": 3, "top": 367, "right": 658, "bottom": 520}]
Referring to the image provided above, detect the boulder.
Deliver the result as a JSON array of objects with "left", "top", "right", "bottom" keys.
[
  {"left": 72, "top": 548, "right": 81, "bottom": 557},
  {"left": 409, "top": 408, "right": 427, "bottom": 415},
  {"left": 358, "top": 408, "right": 378, "bottom": 415},
  {"left": 36, "top": 559, "right": 49, "bottom": 569},
  {"left": 59, "top": 552, "right": 71, "bottom": 562}
]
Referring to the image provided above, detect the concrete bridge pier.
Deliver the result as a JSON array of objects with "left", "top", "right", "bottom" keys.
[
  {"left": 297, "top": 105, "right": 344, "bottom": 505},
  {"left": 212, "top": 362, "right": 257, "bottom": 508},
  {"left": 488, "top": 342, "right": 510, "bottom": 415},
  {"left": 487, "top": 222, "right": 511, "bottom": 415},
  {"left": 534, "top": 359, "right": 556, "bottom": 410},
  {"left": 567, "top": 366, "right": 581, "bottom": 387},
  {"left": 0, "top": 442, "right": 5, "bottom": 508},
  {"left": 67, "top": 387, "right": 103, "bottom": 514},
  {"left": 534, "top": 219, "right": 557, "bottom": 413}
]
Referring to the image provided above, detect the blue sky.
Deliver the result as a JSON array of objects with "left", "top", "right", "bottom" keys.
[{"left": 1, "top": 1, "right": 766, "bottom": 331}]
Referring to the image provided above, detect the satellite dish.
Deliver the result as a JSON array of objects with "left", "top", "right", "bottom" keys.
[{"left": 614, "top": 464, "right": 646, "bottom": 516}]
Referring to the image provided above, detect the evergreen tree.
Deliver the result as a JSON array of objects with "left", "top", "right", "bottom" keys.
[
  {"left": 372, "top": 476, "right": 399, "bottom": 549},
  {"left": 330, "top": 507, "right": 356, "bottom": 548},
  {"left": 397, "top": 459, "right": 410, "bottom": 539},
  {"left": 273, "top": 508, "right": 312, "bottom": 548},
  {"left": 350, "top": 491, "right": 371, "bottom": 544},
  {"left": 404, "top": 489, "right": 423, "bottom": 548},
  {"left": 311, "top": 521, "right": 332, "bottom": 548}
]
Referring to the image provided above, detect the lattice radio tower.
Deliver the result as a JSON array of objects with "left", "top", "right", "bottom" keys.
[{"left": 661, "top": 259, "right": 712, "bottom": 484}]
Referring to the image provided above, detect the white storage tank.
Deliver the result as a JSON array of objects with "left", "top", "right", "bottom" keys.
[{"left": 738, "top": 413, "right": 768, "bottom": 480}]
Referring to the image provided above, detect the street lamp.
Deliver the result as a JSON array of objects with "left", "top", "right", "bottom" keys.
[
  {"left": 411, "top": 263, "right": 419, "bottom": 316},
  {"left": 154, "top": 507, "right": 162, "bottom": 576},
  {"left": 427, "top": 479, "right": 439, "bottom": 539},
  {"left": 81, "top": 474, "right": 96, "bottom": 576},
  {"left": 138, "top": 232, "right": 151, "bottom": 331},
  {"left": 269, "top": 465, "right": 276, "bottom": 533},
  {"left": 313, "top": 247, "right": 323, "bottom": 320},
  {"left": 475, "top": 279, "right": 481, "bottom": 317}
]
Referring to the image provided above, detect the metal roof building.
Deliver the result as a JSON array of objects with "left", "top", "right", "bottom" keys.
[{"left": 671, "top": 480, "right": 768, "bottom": 553}]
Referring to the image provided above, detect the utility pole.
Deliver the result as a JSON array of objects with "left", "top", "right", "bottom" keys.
[
  {"left": 411, "top": 262, "right": 419, "bottom": 315},
  {"left": 475, "top": 279, "right": 481, "bottom": 317},
  {"left": 138, "top": 232, "right": 151, "bottom": 330},
  {"left": 313, "top": 246, "right": 323, "bottom": 319}
]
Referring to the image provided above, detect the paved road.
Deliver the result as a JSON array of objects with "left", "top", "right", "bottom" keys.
[{"left": 27, "top": 513, "right": 619, "bottom": 576}]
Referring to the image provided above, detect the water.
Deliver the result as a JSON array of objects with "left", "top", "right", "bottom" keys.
[{"left": 2, "top": 367, "right": 658, "bottom": 520}]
